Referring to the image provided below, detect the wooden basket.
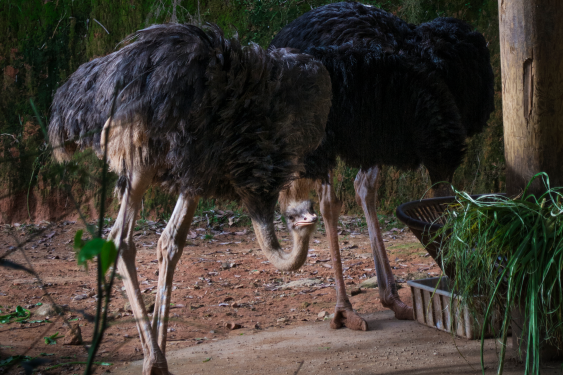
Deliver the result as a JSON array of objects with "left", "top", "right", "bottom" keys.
[{"left": 407, "top": 277, "right": 501, "bottom": 339}]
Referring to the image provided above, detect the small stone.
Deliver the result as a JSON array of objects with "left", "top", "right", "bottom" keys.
[
  {"left": 225, "top": 322, "right": 242, "bottom": 330},
  {"left": 360, "top": 277, "right": 378, "bottom": 289},
  {"left": 277, "top": 317, "right": 287, "bottom": 323},
  {"left": 358, "top": 253, "right": 372, "bottom": 259},
  {"left": 253, "top": 323, "right": 260, "bottom": 329},
  {"left": 301, "top": 302, "right": 311, "bottom": 309},
  {"left": 35, "top": 303, "right": 63, "bottom": 317},
  {"left": 280, "top": 278, "right": 322, "bottom": 289},
  {"left": 209, "top": 330, "right": 215, "bottom": 334},
  {"left": 73, "top": 294, "right": 88, "bottom": 301},
  {"left": 317, "top": 311, "right": 329, "bottom": 319},
  {"left": 350, "top": 288, "right": 362, "bottom": 296},
  {"left": 231, "top": 302, "right": 240, "bottom": 308},
  {"left": 124, "top": 294, "right": 155, "bottom": 313},
  {"left": 64, "top": 323, "right": 83, "bottom": 345}
]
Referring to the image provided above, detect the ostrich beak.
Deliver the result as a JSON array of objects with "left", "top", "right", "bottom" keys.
[{"left": 294, "top": 213, "right": 318, "bottom": 227}]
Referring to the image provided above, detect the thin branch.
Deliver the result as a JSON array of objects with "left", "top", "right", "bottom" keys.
[
  {"left": 93, "top": 18, "right": 110, "bottom": 35},
  {"left": 0, "top": 133, "right": 18, "bottom": 143}
]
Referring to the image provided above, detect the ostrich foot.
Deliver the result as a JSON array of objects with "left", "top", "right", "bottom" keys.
[
  {"left": 330, "top": 308, "right": 368, "bottom": 331},
  {"left": 142, "top": 355, "right": 169, "bottom": 375},
  {"left": 382, "top": 294, "right": 414, "bottom": 320}
]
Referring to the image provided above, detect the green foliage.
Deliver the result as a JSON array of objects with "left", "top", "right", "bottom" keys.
[
  {"left": 439, "top": 173, "right": 563, "bottom": 374},
  {"left": 0, "top": 305, "right": 31, "bottom": 324},
  {"left": 74, "top": 229, "right": 117, "bottom": 277},
  {"left": 44, "top": 331, "right": 63, "bottom": 345}
]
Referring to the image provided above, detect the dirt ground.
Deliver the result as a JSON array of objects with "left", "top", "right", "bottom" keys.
[{"left": 1, "top": 215, "right": 558, "bottom": 374}]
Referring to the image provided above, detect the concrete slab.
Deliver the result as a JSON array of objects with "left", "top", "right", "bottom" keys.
[{"left": 114, "top": 311, "right": 563, "bottom": 374}]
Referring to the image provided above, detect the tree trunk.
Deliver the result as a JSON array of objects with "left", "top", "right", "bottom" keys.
[{"left": 499, "top": 0, "right": 563, "bottom": 197}]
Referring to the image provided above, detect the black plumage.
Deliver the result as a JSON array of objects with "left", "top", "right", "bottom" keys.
[
  {"left": 49, "top": 24, "right": 332, "bottom": 210},
  {"left": 270, "top": 2, "right": 494, "bottom": 182}
]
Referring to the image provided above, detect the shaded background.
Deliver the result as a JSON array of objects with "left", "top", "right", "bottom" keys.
[{"left": 0, "top": 0, "right": 503, "bottom": 223}]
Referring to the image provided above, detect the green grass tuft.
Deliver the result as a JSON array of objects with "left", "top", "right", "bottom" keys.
[{"left": 438, "top": 173, "right": 563, "bottom": 375}]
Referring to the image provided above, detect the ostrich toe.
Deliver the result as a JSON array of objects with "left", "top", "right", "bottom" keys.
[
  {"left": 382, "top": 295, "right": 414, "bottom": 320},
  {"left": 330, "top": 308, "right": 368, "bottom": 331}
]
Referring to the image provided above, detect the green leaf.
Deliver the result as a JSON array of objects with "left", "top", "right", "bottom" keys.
[
  {"left": 77, "top": 238, "right": 106, "bottom": 266},
  {"left": 44, "top": 332, "right": 63, "bottom": 345},
  {"left": 0, "top": 306, "right": 30, "bottom": 324},
  {"left": 100, "top": 240, "right": 117, "bottom": 275},
  {"left": 73, "top": 229, "right": 84, "bottom": 250},
  {"left": 36, "top": 302, "right": 43, "bottom": 306},
  {"left": 203, "top": 357, "right": 212, "bottom": 362}
]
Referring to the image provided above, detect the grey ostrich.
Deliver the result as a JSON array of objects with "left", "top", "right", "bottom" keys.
[
  {"left": 272, "top": 2, "right": 494, "bottom": 330},
  {"left": 49, "top": 23, "right": 331, "bottom": 374}
]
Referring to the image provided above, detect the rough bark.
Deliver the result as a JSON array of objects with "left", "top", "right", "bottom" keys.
[{"left": 499, "top": 0, "right": 563, "bottom": 196}]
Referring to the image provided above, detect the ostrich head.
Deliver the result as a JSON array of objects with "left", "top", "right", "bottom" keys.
[{"left": 284, "top": 200, "right": 318, "bottom": 232}]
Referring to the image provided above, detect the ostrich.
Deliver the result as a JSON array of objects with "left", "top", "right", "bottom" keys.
[
  {"left": 271, "top": 2, "right": 494, "bottom": 330},
  {"left": 49, "top": 23, "right": 331, "bottom": 374}
]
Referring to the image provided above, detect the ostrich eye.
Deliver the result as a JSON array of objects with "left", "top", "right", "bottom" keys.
[{"left": 289, "top": 216, "right": 294, "bottom": 221}]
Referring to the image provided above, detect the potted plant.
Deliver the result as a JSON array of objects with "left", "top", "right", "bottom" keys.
[{"left": 437, "top": 173, "right": 563, "bottom": 374}]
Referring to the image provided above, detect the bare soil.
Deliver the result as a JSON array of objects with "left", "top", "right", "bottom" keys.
[{"left": 1, "top": 217, "right": 556, "bottom": 374}]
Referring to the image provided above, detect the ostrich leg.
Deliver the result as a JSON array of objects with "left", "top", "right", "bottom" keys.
[
  {"left": 317, "top": 173, "right": 368, "bottom": 331},
  {"left": 108, "top": 168, "right": 169, "bottom": 375},
  {"left": 354, "top": 166, "right": 414, "bottom": 320},
  {"left": 152, "top": 194, "right": 199, "bottom": 354}
]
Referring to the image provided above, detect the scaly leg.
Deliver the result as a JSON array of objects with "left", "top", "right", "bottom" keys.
[
  {"left": 152, "top": 194, "right": 199, "bottom": 354},
  {"left": 317, "top": 173, "right": 368, "bottom": 331},
  {"left": 354, "top": 166, "right": 413, "bottom": 320},
  {"left": 109, "top": 168, "right": 169, "bottom": 375}
]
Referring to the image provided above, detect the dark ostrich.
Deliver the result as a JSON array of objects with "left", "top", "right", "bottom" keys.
[
  {"left": 49, "top": 23, "right": 331, "bottom": 375},
  {"left": 271, "top": 2, "right": 494, "bottom": 330}
]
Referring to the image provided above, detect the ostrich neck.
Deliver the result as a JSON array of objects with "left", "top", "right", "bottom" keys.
[{"left": 252, "top": 219, "right": 311, "bottom": 271}]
